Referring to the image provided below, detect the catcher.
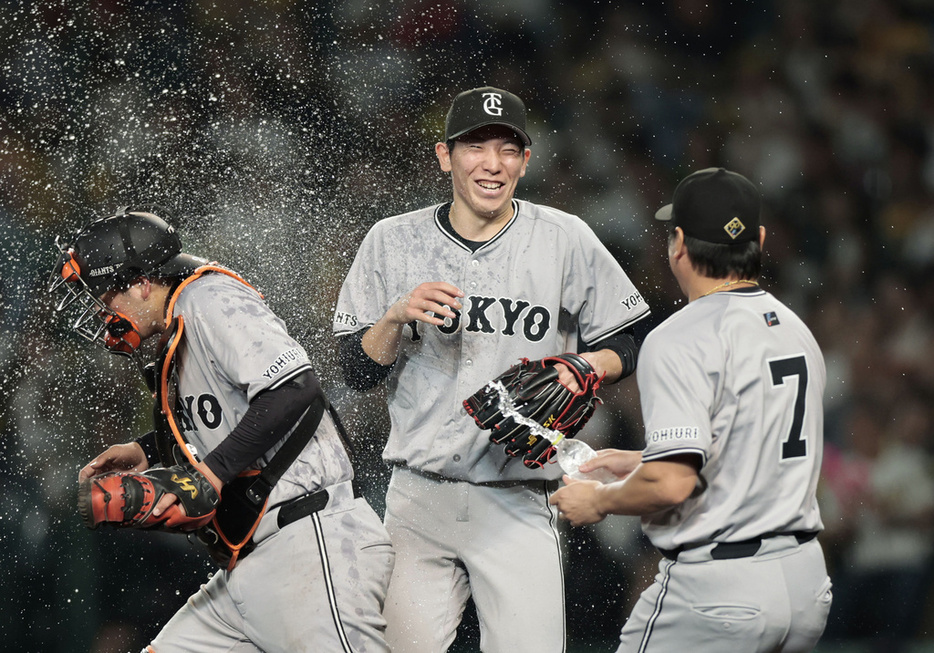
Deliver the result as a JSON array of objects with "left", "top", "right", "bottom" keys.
[{"left": 51, "top": 210, "right": 394, "bottom": 653}]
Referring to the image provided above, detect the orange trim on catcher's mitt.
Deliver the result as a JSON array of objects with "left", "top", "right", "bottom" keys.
[{"left": 77, "top": 465, "right": 220, "bottom": 532}]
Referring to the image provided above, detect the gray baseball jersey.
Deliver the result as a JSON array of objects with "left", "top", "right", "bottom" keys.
[
  {"left": 636, "top": 286, "right": 825, "bottom": 550},
  {"left": 333, "top": 199, "right": 650, "bottom": 483},
  {"left": 172, "top": 273, "right": 352, "bottom": 507},
  {"left": 150, "top": 271, "right": 394, "bottom": 653},
  {"left": 335, "top": 199, "right": 648, "bottom": 652},
  {"left": 617, "top": 286, "right": 832, "bottom": 653}
]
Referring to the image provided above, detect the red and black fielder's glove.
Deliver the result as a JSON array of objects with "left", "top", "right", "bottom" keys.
[
  {"left": 464, "top": 353, "right": 603, "bottom": 469},
  {"left": 77, "top": 464, "right": 220, "bottom": 532}
]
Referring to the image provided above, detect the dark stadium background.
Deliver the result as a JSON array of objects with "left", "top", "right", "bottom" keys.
[{"left": 1, "top": 1, "right": 933, "bottom": 651}]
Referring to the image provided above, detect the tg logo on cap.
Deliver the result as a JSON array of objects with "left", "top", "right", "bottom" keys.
[
  {"left": 444, "top": 86, "right": 532, "bottom": 146},
  {"left": 482, "top": 92, "right": 503, "bottom": 116}
]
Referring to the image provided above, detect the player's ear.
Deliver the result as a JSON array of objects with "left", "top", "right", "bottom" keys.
[
  {"left": 436, "top": 141, "right": 452, "bottom": 173},
  {"left": 133, "top": 276, "right": 152, "bottom": 299},
  {"left": 758, "top": 225, "right": 766, "bottom": 249},
  {"left": 518, "top": 147, "right": 531, "bottom": 177},
  {"left": 668, "top": 227, "right": 686, "bottom": 259}
]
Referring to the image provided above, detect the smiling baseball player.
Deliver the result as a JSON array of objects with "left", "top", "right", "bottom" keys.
[
  {"left": 550, "top": 168, "right": 833, "bottom": 652},
  {"left": 333, "top": 87, "right": 650, "bottom": 652}
]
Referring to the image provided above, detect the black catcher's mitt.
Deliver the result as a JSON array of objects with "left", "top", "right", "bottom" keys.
[
  {"left": 77, "top": 464, "right": 220, "bottom": 532},
  {"left": 464, "top": 353, "right": 603, "bottom": 469}
]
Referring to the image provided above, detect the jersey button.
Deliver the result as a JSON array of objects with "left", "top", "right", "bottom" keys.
[
  {"left": 453, "top": 454, "right": 462, "bottom": 462},
  {"left": 465, "top": 359, "right": 473, "bottom": 367},
  {"left": 471, "top": 259, "right": 480, "bottom": 267}
]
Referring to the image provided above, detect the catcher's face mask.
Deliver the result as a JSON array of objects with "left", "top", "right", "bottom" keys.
[{"left": 49, "top": 237, "right": 143, "bottom": 358}]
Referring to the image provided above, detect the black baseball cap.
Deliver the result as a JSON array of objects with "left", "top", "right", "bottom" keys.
[
  {"left": 655, "top": 167, "right": 761, "bottom": 244},
  {"left": 444, "top": 86, "right": 532, "bottom": 146}
]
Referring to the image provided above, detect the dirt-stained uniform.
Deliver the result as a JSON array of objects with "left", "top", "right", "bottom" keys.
[
  {"left": 334, "top": 196, "right": 649, "bottom": 652},
  {"left": 52, "top": 211, "right": 394, "bottom": 653},
  {"left": 150, "top": 272, "right": 394, "bottom": 653}
]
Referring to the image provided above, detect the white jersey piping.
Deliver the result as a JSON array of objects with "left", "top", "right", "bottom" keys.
[
  {"left": 638, "top": 558, "right": 674, "bottom": 652},
  {"left": 543, "top": 481, "right": 568, "bottom": 653},
  {"left": 583, "top": 306, "right": 651, "bottom": 346},
  {"left": 641, "top": 447, "right": 708, "bottom": 466},
  {"left": 312, "top": 511, "right": 354, "bottom": 652}
]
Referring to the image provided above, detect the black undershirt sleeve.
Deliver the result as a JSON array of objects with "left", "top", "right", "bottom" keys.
[
  {"left": 338, "top": 329, "right": 395, "bottom": 392},
  {"left": 582, "top": 327, "right": 641, "bottom": 382},
  {"left": 202, "top": 370, "right": 324, "bottom": 485},
  {"left": 134, "top": 430, "right": 160, "bottom": 467}
]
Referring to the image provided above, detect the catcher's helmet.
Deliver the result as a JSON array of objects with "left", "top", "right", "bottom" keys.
[{"left": 49, "top": 209, "right": 205, "bottom": 356}]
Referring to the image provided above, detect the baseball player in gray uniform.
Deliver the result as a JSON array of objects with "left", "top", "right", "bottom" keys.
[
  {"left": 52, "top": 210, "right": 394, "bottom": 653},
  {"left": 551, "top": 168, "right": 833, "bottom": 652},
  {"left": 333, "top": 86, "right": 650, "bottom": 652}
]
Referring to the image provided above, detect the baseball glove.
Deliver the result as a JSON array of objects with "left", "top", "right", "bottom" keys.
[
  {"left": 464, "top": 353, "right": 603, "bottom": 469},
  {"left": 77, "top": 464, "right": 220, "bottom": 532}
]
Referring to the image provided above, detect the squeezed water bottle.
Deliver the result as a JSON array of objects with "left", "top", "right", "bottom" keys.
[{"left": 555, "top": 438, "right": 618, "bottom": 484}]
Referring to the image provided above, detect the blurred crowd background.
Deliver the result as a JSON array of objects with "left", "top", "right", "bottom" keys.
[{"left": 1, "top": 0, "right": 933, "bottom": 651}]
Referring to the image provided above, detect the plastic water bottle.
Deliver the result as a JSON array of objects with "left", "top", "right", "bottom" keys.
[{"left": 555, "top": 438, "right": 618, "bottom": 484}]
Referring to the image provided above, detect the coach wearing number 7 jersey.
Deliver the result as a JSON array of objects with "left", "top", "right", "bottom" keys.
[{"left": 551, "top": 168, "right": 833, "bottom": 652}]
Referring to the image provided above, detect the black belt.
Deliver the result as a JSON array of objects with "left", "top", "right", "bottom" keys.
[
  {"left": 659, "top": 530, "right": 818, "bottom": 561},
  {"left": 276, "top": 488, "right": 330, "bottom": 528},
  {"left": 399, "top": 465, "right": 557, "bottom": 490},
  {"left": 274, "top": 481, "right": 364, "bottom": 529}
]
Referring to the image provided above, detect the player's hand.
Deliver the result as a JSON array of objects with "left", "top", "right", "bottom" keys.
[
  {"left": 552, "top": 361, "right": 582, "bottom": 393},
  {"left": 78, "top": 442, "right": 149, "bottom": 481},
  {"left": 579, "top": 449, "right": 641, "bottom": 481},
  {"left": 552, "top": 351, "right": 612, "bottom": 392},
  {"left": 390, "top": 282, "right": 464, "bottom": 327},
  {"left": 550, "top": 476, "right": 605, "bottom": 526},
  {"left": 152, "top": 491, "right": 183, "bottom": 518},
  {"left": 152, "top": 464, "right": 222, "bottom": 518}
]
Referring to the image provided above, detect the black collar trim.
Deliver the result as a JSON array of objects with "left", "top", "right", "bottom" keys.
[{"left": 433, "top": 200, "right": 520, "bottom": 253}]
